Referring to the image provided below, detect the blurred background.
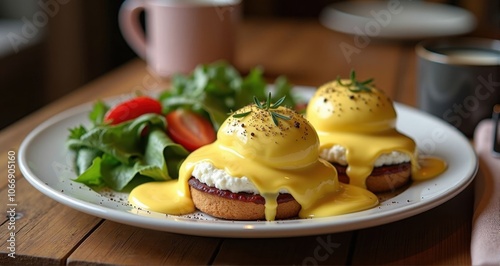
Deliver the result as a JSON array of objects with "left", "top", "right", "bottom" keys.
[{"left": 0, "top": 0, "right": 498, "bottom": 130}]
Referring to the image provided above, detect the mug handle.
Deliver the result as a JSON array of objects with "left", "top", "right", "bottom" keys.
[{"left": 119, "top": 0, "right": 147, "bottom": 59}]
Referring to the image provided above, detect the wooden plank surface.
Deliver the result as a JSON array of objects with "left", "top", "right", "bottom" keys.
[
  {"left": 67, "top": 221, "right": 221, "bottom": 265},
  {"left": 352, "top": 186, "right": 473, "bottom": 265},
  {"left": 0, "top": 178, "right": 102, "bottom": 265},
  {"left": 212, "top": 232, "right": 353, "bottom": 265},
  {"left": 0, "top": 19, "right": 474, "bottom": 265}
]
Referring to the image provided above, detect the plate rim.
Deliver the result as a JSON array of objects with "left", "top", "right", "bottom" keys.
[{"left": 18, "top": 86, "right": 478, "bottom": 238}]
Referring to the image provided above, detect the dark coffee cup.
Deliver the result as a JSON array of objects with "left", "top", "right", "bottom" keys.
[{"left": 416, "top": 38, "right": 500, "bottom": 137}]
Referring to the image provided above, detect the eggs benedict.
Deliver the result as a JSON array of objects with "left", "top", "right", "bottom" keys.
[
  {"left": 129, "top": 93, "right": 378, "bottom": 220},
  {"left": 306, "top": 72, "right": 447, "bottom": 193}
]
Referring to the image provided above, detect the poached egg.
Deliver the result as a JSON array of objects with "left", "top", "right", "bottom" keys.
[
  {"left": 129, "top": 99, "right": 379, "bottom": 220},
  {"left": 306, "top": 76, "right": 447, "bottom": 190}
]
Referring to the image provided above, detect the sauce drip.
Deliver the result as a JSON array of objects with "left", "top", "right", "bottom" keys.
[{"left": 413, "top": 155, "right": 448, "bottom": 181}]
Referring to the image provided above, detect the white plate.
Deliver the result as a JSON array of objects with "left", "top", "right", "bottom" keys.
[
  {"left": 320, "top": 1, "right": 476, "bottom": 40},
  {"left": 18, "top": 87, "right": 477, "bottom": 238}
]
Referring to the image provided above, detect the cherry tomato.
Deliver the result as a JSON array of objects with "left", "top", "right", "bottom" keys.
[
  {"left": 104, "top": 96, "right": 162, "bottom": 125},
  {"left": 166, "top": 109, "right": 216, "bottom": 152},
  {"left": 295, "top": 102, "right": 308, "bottom": 113}
]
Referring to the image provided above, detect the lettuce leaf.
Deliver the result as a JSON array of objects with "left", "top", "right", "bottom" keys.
[
  {"left": 68, "top": 113, "right": 165, "bottom": 164},
  {"left": 88, "top": 100, "right": 108, "bottom": 126},
  {"left": 68, "top": 113, "right": 189, "bottom": 191},
  {"left": 75, "top": 147, "right": 102, "bottom": 175},
  {"left": 74, "top": 157, "right": 105, "bottom": 189}
]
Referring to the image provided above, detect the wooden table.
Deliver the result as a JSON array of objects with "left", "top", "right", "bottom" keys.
[{"left": 1, "top": 19, "right": 475, "bottom": 265}]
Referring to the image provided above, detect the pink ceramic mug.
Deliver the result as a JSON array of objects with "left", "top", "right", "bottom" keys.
[{"left": 119, "top": 0, "right": 241, "bottom": 77}]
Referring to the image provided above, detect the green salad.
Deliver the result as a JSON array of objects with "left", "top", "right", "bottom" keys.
[{"left": 66, "top": 62, "right": 298, "bottom": 192}]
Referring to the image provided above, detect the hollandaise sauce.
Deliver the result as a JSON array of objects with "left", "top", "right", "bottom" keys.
[
  {"left": 129, "top": 181, "right": 194, "bottom": 215},
  {"left": 414, "top": 155, "right": 448, "bottom": 181},
  {"left": 317, "top": 130, "right": 447, "bottom": 188},
  {"left": 129, "top": 103, "right": 379, "bottom": 221}
]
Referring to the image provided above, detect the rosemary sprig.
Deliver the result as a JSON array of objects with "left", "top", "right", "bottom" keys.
[
  {"left": 232, "top": 92, "right": 291, "bottom": 126},
  {"left": 232, "top": 111, "right": 251, "bottom": 118},
  {"left": 336, "top": 70, "right": 374, "bottom": 92}
]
